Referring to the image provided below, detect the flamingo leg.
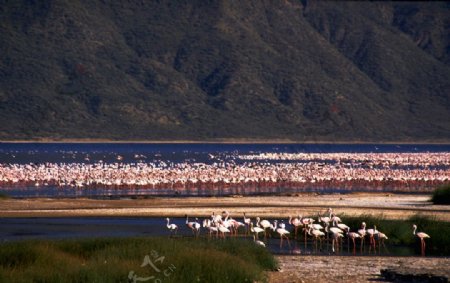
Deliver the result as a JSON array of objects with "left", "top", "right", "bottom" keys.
[{"left": 352, "top": 238, "right": 356, "bottom": 255}]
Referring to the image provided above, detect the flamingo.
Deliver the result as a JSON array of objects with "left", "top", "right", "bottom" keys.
[
  {"left": 185, "top": 215, "right": 201, "bottom": 237},
  {"left": 257, "top": 217, "right": 272, "bottom": 239},
  {"left": 319, "top": 208, "right": 332, "bottom": 224},
  {"left": 250, "top": 222, "right": 264, "bottom": 240},
  {"left": 347, "top": 231, "right": 361, "bottom": 255},
  {"left": 331, "top": 214, "right": 342, "bottom": 226},
  {"left": 366, "top": 225, "right": 379, "bottom": 253},
  {"left": 253, "top": 234, "right": 266, "bottom": 247},
  {"left": 311, "top": 223, "right": 324, "bottom": 230},
  {"left": 330, "top": 231, "right": 344, "bottom": 253},
  {"left": 358, "top": 222, "right": 367, "bottom": 252},
  {"left": 413, "top": 224, "right": 430, "bottom": 256},
  {"left": 300, "top": 215, "right": 313, "bottom": 248},
  {"left": 308, "top": 226, "right": 325, "bottom": 252},
  {"left": 328, "top": 226, "right": 344, "bottom": 252},
  {"left": 165, "top": 218, "right": 178, "bottom": 237},
  {"left": 218, "top": 222, "right": 230, "bottom": 239},
  {"left": 203, "top": 219, "right": 218, "bottom": 238},
  {"left": 230, "top": 218, "right": 245, "bottom": 236},
  {"left": 275, "top": 220, "right": 291, "bottom": 248},
  {"left": 377, "top": 231, "right": 388, "bottom": 253},
  {"left": 288, "top": 215, "right": 302, "bottom": 238},
  {"left": 243, "top": 212, "right": 251, "bottom": 235}
]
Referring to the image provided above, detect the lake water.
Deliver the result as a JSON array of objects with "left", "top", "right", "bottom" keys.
[
  {"left": 1, "top": 143, "right": 449, "bottom": 198},
  {"left": 0, "top": 216, "right": 418, "bottom": 256}
]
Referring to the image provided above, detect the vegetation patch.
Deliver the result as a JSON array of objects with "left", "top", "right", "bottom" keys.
[
  {"left": 0, "top": 237, "right": 277, "bottom": 283},
  {"left": 340, "top": 214, "right": 450, "bottom": 256},
  {"left": 431, "top": 184, "right": 450, "bottom": 205}
]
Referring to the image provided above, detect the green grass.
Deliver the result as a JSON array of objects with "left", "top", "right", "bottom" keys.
[
  {"left": 338, "top": 214, "right": 450, "bottom": 256},
  {"left": 431, "top": 184, "right": 450, "bottom": 205},
  {"left": 0, "top": 237, "right": 277, "bottom": 283}
]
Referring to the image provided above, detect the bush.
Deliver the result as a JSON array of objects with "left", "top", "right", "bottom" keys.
[{"left": 431, "top": 184, "right": 450, "bottom": 205}]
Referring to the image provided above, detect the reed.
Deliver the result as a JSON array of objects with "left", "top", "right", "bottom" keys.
[
  {"left": 0, "top": 237, "right": 276, "bottom": 283},
  {"left": 339, "top": 214, "right": 450, "bottom": 256},
  {"left": 431, "top": 184, "right": 450, "bottom": 205}
]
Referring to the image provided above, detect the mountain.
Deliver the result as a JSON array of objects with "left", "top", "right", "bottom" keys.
[{"left": 0, "top": 0, "right": 449, "bottom": 142}]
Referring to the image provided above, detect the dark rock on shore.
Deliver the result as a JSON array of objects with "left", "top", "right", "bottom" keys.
[{"left": 381, "top": 268, "right": 449, "bottom": 283}]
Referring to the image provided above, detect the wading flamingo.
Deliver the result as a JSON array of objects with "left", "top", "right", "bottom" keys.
[
  {"left": 347, "top": 231, "right": 361, "bottom": 255},
  {"left": 165, "top": 218, "right": 178, "bottom": 237},
  {"left": 289, "top": 215, "right": 302, "bottom": 238},
  {"left": 413, "top": 224, "right": 430, "bottom": 256},
  {"left": 185, "top": 215, "right": 201, "bottom": 237},
  {"left": 243, "top": 212, "right": 251, "bottom": 235},
  {"left": 367, "top": 225, "right": 379, "bottom": 253},
  {"left": 275, "top": 220, "right": 291, "bottom": 248},
  {"left": 358, "top": 222, "right": 367, "bottom": 252},
  {"left": 253, "top": 235, "right": 266, "bottom": 247},
  {"left": 308, "top": 226, "right": 325, "bottom": 253},
  {"left": 250, "top": 222, "right": 264, "bottom": 240},
  {"left": 257, "top": 217, "right": 272, "bottom": 239}
]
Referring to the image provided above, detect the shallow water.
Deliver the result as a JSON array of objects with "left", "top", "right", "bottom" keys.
[
  {"left": 0, "top": 217, "right": 422, "bottom": 256},
  {"left": 1, "top": 143, "right": 449, "bottom": 198}
]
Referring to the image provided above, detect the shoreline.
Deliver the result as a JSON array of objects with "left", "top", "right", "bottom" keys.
[
  {"left": 1, "top": 193, "right": 449, "bottom": 220},
  {"left": 1, "top": 139, "right": 450, "bottom": 144}
]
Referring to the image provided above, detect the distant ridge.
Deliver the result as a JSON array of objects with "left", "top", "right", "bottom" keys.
[{"left": 0, "top": 1, "right": 449, "bottom": 141}]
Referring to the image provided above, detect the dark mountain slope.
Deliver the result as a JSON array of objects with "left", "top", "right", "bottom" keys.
[{"left": 0, "top": 0, "right": 449, "bottom": 141}]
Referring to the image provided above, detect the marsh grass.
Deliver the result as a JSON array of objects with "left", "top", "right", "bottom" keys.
[
  {"left": 431, "top": 184, "right": 450, "bottom": 204},
  {"left": 339, "top": 214, "right": 450, "bottom": 256},
  {"left": 0, "top": 237, "right": 276, "bottom": 283}
]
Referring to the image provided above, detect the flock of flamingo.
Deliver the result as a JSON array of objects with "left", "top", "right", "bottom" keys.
[{"left": 165, "top": 209, "right": 431, "bottom": 256}]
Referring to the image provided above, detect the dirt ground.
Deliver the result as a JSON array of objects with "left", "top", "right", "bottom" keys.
[
  {"left": 268, "top": 255, "right": 450, "bottom": 283},
  {"left": 1, "top": 193, "right": 449, "bottom": 282}
]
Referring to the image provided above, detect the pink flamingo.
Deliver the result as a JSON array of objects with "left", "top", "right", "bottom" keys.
[
  {"left": 289, "top": 215, "right": 302, "bottom": 238},
  {"left": 413, "top": 224, "right": 430, "bottom": 256}
]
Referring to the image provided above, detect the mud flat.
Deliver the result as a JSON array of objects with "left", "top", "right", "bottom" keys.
[
  {"left": 0, "top": 193, "right": 449, "bottom": 221},
  {"left": 269, "top": 255, "right": 450, "bottom": 282}
]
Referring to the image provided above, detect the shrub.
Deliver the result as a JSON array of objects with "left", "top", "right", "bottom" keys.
[{"left": 430, "top": 184, "right": 450, "bottom": 205}]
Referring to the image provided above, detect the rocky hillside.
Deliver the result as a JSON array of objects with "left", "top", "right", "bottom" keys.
[{"left": 0, "top": 0, "right": 449, "bottom": 141}]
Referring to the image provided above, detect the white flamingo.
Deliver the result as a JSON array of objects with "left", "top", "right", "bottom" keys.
[
  {"left": 185, "top": 215, "right": 201, "bottom": 237},
  {"left": 165, "top": 218, "right": 178, "bottom": 237},
  {"left": 275, "top": 220, "right": 291, "bottom": 248},
  {"left": 377, "top": 231, "right": 388, "bottom": 253},
  {"left": 203, "top": 219, "right": 218, "bottom": 238},
  {"left": 257, "top": 217, "right": 272, "bottom": 239},
  {"left": 250, "top": 222, "right": 264, "bottom": 240},
  {"left": 218, "top": 222, "right": 230, "bottom": 238},
  {"left": 413, "top": 224, "right": 430, "bottom": 256},
  {"left": 253, "top": 235, "right": 266, "bottom": 247},
  {"left": 308, "top": 226, "right": 325, "bottom": 252}
]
